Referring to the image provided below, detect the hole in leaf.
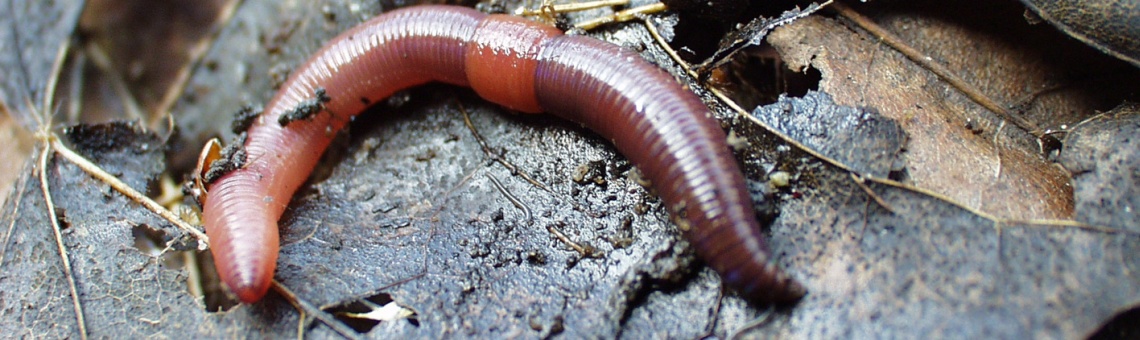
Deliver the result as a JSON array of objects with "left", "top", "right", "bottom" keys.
[
  {"left": 54, "top": 207, "right": 71, "bottom": 230},
  {"left": 324, "top": 293, "right": 419, "bottom": 333},
  {"left": 711, "top": 45, "right": 822, "bottom": 109},
  {"left": 130, "top": 222, "right": 238, "bottom": 312},
  {"left": 197, "top": 250, "right": 240, "bottom": 312},
  {"left": 1089, "top": 305, "right": 1140, "bottom": 340}
]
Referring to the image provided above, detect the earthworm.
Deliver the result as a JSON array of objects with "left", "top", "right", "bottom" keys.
[{"left": 201, "top": 5, "right": 804, "bottom": 304}]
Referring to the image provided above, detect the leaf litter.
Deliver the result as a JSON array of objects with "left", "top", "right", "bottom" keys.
[{"left": 1, "top": 0, "right": 1139, "bottom": 338}]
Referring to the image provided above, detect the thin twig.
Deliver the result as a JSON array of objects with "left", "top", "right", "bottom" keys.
[
  {"left": 700, "top": 285, "right": 726, "bottom": 338},
  {"left": 575, "top": 3, "right": 666, "bottom": 30},
  {"left": 485, "top": 173, "right": 533, "bottom": 223},
  {"left": 728, "top": 306, "right": 774, "bottom": 340},
  {"left": 271, "top": 280, "right": 362, "bottom": 340},
  {"left": 49, "top": 136, "right": 210, "bottom": 244},
  {"left": 38, "top": 144, "right": 89, "bottom": 340},
  {"left": 65, "top": 52, "right": 85, "bottom": 122},
  {"left": 850, "top": 173, "right": 896, "bottom": 214},
  {"left": 456, "top": 101, "right": 551, "bottom": 192},
  {"left": 864, "top": 175, "right": 1139, "bottom": 235},
  {"left": 514, "top": 0, "right": 628, "bottom": 16},
  {"left": 25, "top": 24, "right": 90, "bottom": 339},
  {"left": 547, "top": 224, "right": 598, "bottom": 257},
  {"left": 296, "top": 308, "right": 307, "bottom": 340}
]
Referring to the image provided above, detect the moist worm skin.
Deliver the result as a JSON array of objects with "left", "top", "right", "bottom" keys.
[{"left": 203, "top": 5, "right": 804, "bottom": 304}]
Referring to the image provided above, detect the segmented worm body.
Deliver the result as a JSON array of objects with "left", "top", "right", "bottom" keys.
[{"left": 202, "top": 5, "right": 804, "bottom": 304}]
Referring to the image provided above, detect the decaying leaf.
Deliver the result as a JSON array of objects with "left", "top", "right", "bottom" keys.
[
  {"left": 3, "top": 0, "right": 1139, "bottom": 338},
  {"left": 1020, "top": 0, "right": 1140, "bottom": 68},
  {"left": 765, "top": 1, "right": 1140, "bottom": 220},
  {"left": 1058, "top": 103, "right": 1140, "bottom": 230},
  {"left": 0, "top": 0, "right": 83, "bottom": 130},
  {"left": 75, "top": 0, "right": 239, "bottom": 126},
  {"left": 749, "top": 90, "right": 906, "bottom": 178}
]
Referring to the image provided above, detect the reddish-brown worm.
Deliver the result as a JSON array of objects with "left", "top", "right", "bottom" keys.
[{"left": 201, "top": 5, "right": 804, "bottom": 304}]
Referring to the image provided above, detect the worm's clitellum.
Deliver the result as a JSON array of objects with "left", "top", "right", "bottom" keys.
[{"left": 202, "top": 5, "right": 804, "bottom": 304}]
